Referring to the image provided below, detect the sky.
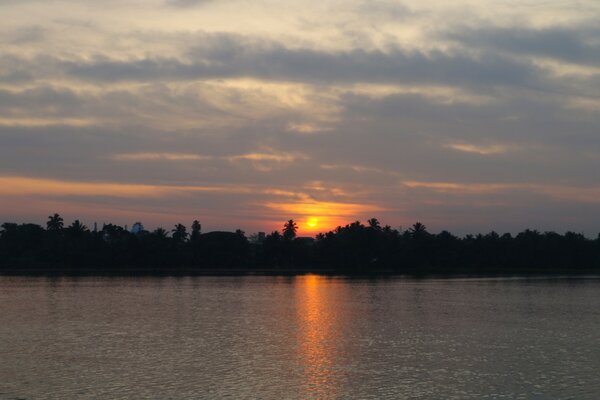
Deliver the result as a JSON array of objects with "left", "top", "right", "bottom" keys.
[{"left": 1, "top": 0, "right": 600, "bottom": 236}]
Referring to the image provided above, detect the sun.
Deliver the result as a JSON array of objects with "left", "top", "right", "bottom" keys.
[{"left": 306, "top": 217, "right": 319, "bottom": 229}]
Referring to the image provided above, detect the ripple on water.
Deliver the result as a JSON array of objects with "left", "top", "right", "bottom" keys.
[{"left": 1, "top": 276, "right": 600, "bottom": 399}]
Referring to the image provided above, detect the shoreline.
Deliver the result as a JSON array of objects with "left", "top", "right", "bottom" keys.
[{"left": 2, "top": 267, "right": 599, "bottom": 279}]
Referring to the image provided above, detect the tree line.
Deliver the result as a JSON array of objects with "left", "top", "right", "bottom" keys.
[{"left": 1, "top": 214, "right": 599, "bottom": 275}]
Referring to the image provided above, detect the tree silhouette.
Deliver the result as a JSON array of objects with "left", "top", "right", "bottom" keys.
[
  {"left": 1, "top": 222, "right": 18, "bottom": 237},
  {"left": 1, "top": 215, "right": 599, "bottom": 275},
  {"left": 152, "top": 227, "right": 168, "bottom": 239},
  {"left": 283, "top": 219, "right": 298, "bottom": 241},
  {"left": 191, "top": 220, "right": 201, "bottom": 241},
  {"left": 65, "top": 220, "right": 88, "bottom": 241},
  {"left": 67, "top": 220, "right": 87, "bottom": 233},
  {"left": 172, "top": 224, "right": 188, "bottom": 243},
  {"left": 409, "top": 222, "right": 428, "bottom": 237},
  {"left": 46, "top": 213, "right": 64, "bottom": 231},
  {"left": 368, "top": 218, "right": 381, "bottom": 230}
]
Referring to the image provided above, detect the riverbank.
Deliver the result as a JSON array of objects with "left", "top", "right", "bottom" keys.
[{"left": 2, "top": 265, "right": 598, "bottom": 278}]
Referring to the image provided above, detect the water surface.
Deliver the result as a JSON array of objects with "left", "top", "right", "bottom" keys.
[{"left": 1, "top": 276, "right": 599, "bottom": 399}]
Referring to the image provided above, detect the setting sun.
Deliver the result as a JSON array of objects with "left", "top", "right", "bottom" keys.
[{"left": 306, "top": 217, "right": 319, "bottom": 229}]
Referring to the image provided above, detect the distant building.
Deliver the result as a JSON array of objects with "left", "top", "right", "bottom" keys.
[{"left": 131, "top": 222, "right": 145, "bottom": 234}]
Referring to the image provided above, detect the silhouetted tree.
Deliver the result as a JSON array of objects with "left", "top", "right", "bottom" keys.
[
  {"left": 101, "top": 224, "right": 128, "bottom": 241},
  {"left": 263, "top": 231, "right": 284, "bottom": 267},
  {"left": 172, "top": 224, "right": 188, "bottom": 243},
  {"left": 368, "top": 218, "right": 381, "bottom": 230},
  {"left": 199, "top": 231, "right": 249, "bottom": 268},
  {"left": 67, "top": 220, "right": 88, "bottom": 235},
  {"left": 1, "top": 223, "right": 18, "bottom": 237},
  {"left": 191, "top": 220, "right": 202, "bottom": 241},
  {"left": 46, "top": 213, "right": 64, "bottom": 231},
  {"left": 409, "top": 222, "right": 428, "bottom": 237},
  {"left": 152, "top": 227, "right": 168, "bottom": 239},
  {"left": 283, "top": 220, "right": 298, "bottom": 241},
  {"left": 2, "top": 215, "right": 600, "bottom": 275}
]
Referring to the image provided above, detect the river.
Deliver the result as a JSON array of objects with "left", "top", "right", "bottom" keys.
[{"left": 1, "top": 276, "right": 599, "bottom": 399}]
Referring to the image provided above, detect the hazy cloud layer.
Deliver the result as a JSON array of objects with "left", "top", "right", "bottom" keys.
[{"left": 1, "top": 0, "right": 599, "bottom": 235}]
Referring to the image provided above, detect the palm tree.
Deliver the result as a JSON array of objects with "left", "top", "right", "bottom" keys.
[
  {"left": 69, "top": 220, "right": 87, "bottom": 232},
  {"left": 282, "top": 219, "right": 298, "bottom": 241},
  {"left": 66, "top": 220, "right": 88, "bottom": 237},
  {"left": 409, "top": 222, "right": 428, "bottom": 237},
  {"left": 172, "top": 224, "right": 188, "bottom": 243},
  {"left": 152, "top": 227, "right": 168, "bottom": 239},
  {"left": 368, "top": 218, "right": 381, "bottom": 230},
  {"left": 46, "top": 213, "right": 64, "bottom": 231}
]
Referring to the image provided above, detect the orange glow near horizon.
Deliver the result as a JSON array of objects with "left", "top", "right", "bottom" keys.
[
  {"left": 8, "top": 174, "right": 600, "bottom": 235},
  {"left": 266, "top": 200, "right": 385, "bottom": 235},
  {"left": 0, "top": 175, "right": 380, "bottom": 234},
  {"left": 0, "top": 175, "right": 262, "bottom": 198}
]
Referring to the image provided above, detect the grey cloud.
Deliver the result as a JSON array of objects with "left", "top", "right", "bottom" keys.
[
  {"left": 3, "top": 26, "right": 47, "bottom": 44},
  {"left": 0, "top": 122, "right": 313, "bottom": 185},
  {"left": 444, "top": 26, "right": 600, "bottom": 66},
  {"left": 2, "top": 77, "right": 598, "bottom": 188},
  {"left": 4, "top": 28, "right": 587, "bottom": 94},
  {"left": 0, "top": 54, "right": 38, "bottom": 83},
  {"left": 48, "top": 32, "right": 542, "bottom": 88},
  {"left": 0, "top": 87, "right": 81, "bottom": 111},
  {"left": 329, "top": 90, "right": 600, "bottom": 184},
  {"left": 354, "top": 0, "right": 414, "bottom": 20},
  {"left": 0, "top": 83, "right": 258, "bottom": 130}
]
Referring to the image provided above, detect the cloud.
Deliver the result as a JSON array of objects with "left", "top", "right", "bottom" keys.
[
  {"left": 401, "top": 180, "right": 600, "bottom": 205},
  {"left": 354, "top": 0, "right": 413, "bottom": 20},
  {"left": 112, "top": 150, "right": 308, "bottom": 165},
  {"left": 445, "top": 143, "right": 512, "bottom": 155},
  {"left": 1, "top": 0, "right": 600, "bottom": 234},
  {"left": 286, "top": 122, "right": 334, "bottom": 134},
  {"left": 0, "top": 174, "right": 319, "bottom": 201},
  {"left": 0, "top": 176, "right": 170, "bottom": 198},
  {"left": 444, "top": 26, "right": 600, "bottom": 67},
  {"left": 0, "top": 30, "right": 544, "bottom": 89},
  {"left": 227, "top": 152, "right": 306, "bottom": 162},
  {"left": 0, "top": 80, "right": 333, "bottom": 130},
  {"left": 112, "top": 152, "right": 212, "bottom": 161},
  {"left": 5, "top": 26, "right": 47, "bottom": 44}
]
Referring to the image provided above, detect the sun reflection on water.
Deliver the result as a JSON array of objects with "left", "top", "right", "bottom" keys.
[{"left": 295, "top": 275, "right": 347, "bottom": 398}]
